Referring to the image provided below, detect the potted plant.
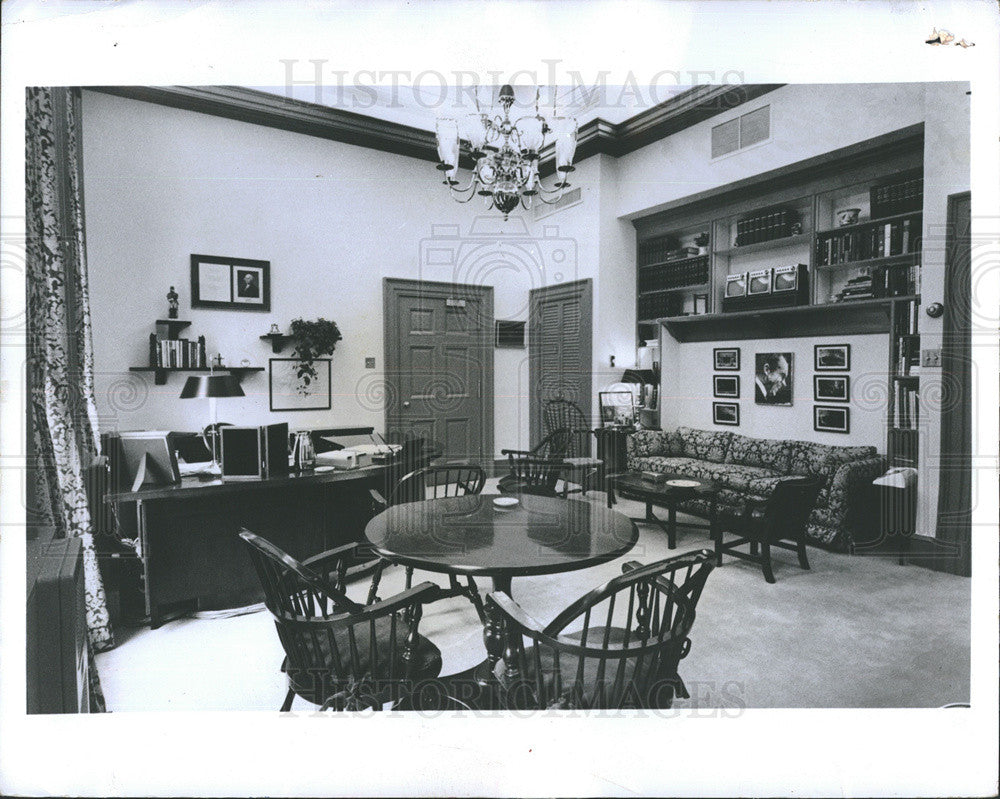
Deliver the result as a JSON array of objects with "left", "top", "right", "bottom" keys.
[
  {"left": 694, "top": 232, "right": 710, "bottom": 255},
  {"left": 288, "top": 317, "right": 343, "bottom": 390}
]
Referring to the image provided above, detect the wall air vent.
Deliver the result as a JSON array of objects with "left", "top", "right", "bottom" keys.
[
  {"left": 711, "top": 105, "right": 771, "bottom": 158},
  {"left": 533, "top": 186, "right": 582, "bottom": 220}
]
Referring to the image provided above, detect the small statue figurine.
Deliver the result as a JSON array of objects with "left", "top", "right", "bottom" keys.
[{"left": 167, "top": 286, "right": 179, "bottom": 319}]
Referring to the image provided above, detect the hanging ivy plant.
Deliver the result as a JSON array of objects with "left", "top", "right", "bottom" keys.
[{"left": 289, "top": 317, "right": 343, "bottom": 391}]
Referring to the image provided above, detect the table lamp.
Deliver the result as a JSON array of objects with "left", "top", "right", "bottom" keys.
[{"left": 179, "top": 373, "right": 245, "bottom": 466}]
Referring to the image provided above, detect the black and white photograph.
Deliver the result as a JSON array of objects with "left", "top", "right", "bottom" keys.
[
  {"left": 814, "top": 405, "right": 851, "bottom": 434},
  {"left": 712, "top": 401, "right": 740, "bottom": 426},
  {"left": 814, "top": 343, "right": 851, "bottom": 371},
  {"left": 4, "top": 3, "right": 997, "bottom": 798},
  {"left": 713, "top": 374, "right": 740, "bottom": 398},
  {"left": 191, "top": 254, "right": 271, "bottom": 311},
  {"left": 814, "top": 374, "right": 849, "bottom": 402},
  {"left": 713, "top": 347, "right": 740, "bottom": 370},
  {"left": 754, "top": 352, "right": 793, "bottom": 405}
]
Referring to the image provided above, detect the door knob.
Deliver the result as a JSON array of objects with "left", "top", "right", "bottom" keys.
[{"left": 402, "top": 401, "right": 411, "bottom": 408}]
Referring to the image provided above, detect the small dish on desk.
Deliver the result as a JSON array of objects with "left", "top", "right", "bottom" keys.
[{"left": 493, "top": 496, "right": 519, "bottom": 510}]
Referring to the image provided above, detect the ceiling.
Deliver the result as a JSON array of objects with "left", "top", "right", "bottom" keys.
[{"left": 251, "top": 83, "right": 691, "bottom": 131}]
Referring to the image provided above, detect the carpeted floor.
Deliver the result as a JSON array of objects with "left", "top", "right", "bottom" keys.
[{"left": 95, "top": 479, "right": 971, "bottom": 711}]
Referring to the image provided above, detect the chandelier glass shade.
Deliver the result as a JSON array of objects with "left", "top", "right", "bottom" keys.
[{"left": 435, "top": 85, "right": 579, "bottom": 219}]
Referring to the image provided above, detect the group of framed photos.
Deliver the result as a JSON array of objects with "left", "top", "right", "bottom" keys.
[
  {"left": 710, "top": 344, "right": 852, "bottom": 433},
  {"left": 813, "top": 343, "right": 850, "bottom": 434},
  {"left": 712, "top": 347, "right": 741, "bottom": 426}
]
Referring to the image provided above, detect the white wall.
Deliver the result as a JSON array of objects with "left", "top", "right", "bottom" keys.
[
  {"left": 81, "top": 90, "right": 606, "bottom": 458},
  {"left": 659, "top": 333, "right": 887, "bottom": 445}
]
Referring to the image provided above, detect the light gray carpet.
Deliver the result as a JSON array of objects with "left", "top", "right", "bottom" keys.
[{"left": 96, "top": 480, "right": 970, "bottom": 711}]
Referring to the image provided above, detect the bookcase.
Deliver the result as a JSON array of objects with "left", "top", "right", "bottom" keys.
[
  {"left": 632, "top": 124, "right": 925, "bottom": 458},
  {"left": 129, "top": 319, "right": 263, "bottom": 385}
]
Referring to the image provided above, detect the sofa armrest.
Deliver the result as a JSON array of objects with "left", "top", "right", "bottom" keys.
[
  {"left": 626, "top": 429, "right": 672, "bottom": 471},
  {"left": 826, "top": 455, "right": 887, "bottom": 539}
]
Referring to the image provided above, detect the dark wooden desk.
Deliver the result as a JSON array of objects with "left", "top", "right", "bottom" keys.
[{"left": 108, "top": 465, "right": 386, "bottom": 627}]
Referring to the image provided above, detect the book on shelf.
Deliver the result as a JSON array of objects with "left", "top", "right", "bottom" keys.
[{"left": 815, "top": 214, "right": 920, "bottom": 266}]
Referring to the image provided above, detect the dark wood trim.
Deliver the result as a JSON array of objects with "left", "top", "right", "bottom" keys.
[
  {"left": 382, "top": 278, "right": 494, "bottom": 465},
  {"left": 632, "top": 123, "right": 925, "bottom": 229},
  {"left": 87, "top": 83, "right": 784, "bottom": 173}
]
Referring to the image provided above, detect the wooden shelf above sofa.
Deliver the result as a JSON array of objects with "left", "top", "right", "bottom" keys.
[{"left": 659, "top": 295, "right": 919, "bottom": 342}]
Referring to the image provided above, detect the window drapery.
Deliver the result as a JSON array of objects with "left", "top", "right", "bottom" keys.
[{"left": 26, "top": 86, "right": 115, "bottom": 668}]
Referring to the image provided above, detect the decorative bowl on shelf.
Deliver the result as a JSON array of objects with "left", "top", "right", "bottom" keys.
[{"left": 836, "top": 208, "right": 861, "bottom": 227}]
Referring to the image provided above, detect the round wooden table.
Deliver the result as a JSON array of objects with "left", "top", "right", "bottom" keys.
[{"left": 365, "top": 493, "right": 638, "bottom": 682}]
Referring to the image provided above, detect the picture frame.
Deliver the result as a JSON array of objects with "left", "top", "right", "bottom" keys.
[
  {"left": 191, "top": 254, "right": 271, "bottom": 311},
  {"left": 269, "top": 358, "right": 331, "bottom": 411},
  {"left": 713, "top": 375, "right": 740, "bottom": 398},
  {"left": 714, "top": 347, "right": 740, "bottom": 371},
  {"left": 754, "top": 352, "right": 793, "bottom": 405},
  {"left": 814, "top": 405, "right": 850, "bottom": 433},
  {"left": 598, "top": 390, "right": 636, "bottom": 426},
  {"left": 814, "top": 343, "right": 851, "bottom": 371},
  {"left": 814, "top": 374, "right": 850, "bottom": 402},
  {"left": 712, "top": 401, "right": 740, "bottom": 426}
]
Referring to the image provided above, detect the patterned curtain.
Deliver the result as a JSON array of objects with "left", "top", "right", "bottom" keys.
[{"left": 26, "top": 87, "right": 115, "bottom": 674}]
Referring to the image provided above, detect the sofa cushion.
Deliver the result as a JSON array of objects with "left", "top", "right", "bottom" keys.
[
  {"left": 630, "top": 456, "right": 706, "bottom": 476},
  {"left": 725, "top": 433, "right": 793, "bottom": 473},
  {"left": 695, "top": 462, "right": 785, "bottom": 496},
  {"left": 675, "top": 427, "right": 731, "bottom": 463},
  {"left": 786, "top": 440, "right": 877, "bottom": 479},
  {"left": 627, "top": 429, "right": 675, "bottom": 459}
]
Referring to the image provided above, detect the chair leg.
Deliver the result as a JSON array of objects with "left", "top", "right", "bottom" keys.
[
  {"left": 280, "top": 687, "right": 295, "bottom": 712},
  {"left": 797, "top": 539, "right": 811, "bottom": 571},
  {"left": 366, "top": 560, "right": 385, "bottom": 605},
  {"left": 760, "top": 543, "right": 776, "bottom": 584},
  {"left": 749, "top": 539, "right": 759, "bottom": 556},
  {"left": 714, "top": 530, "right": 724, "bottom": 566},
  {"left": 405, "top": 566, "right": 414, "bottom": 590}
]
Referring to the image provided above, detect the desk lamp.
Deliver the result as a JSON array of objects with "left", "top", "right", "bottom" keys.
[{"left": 179, "top": 372, "right": 244, "bottom": 466}]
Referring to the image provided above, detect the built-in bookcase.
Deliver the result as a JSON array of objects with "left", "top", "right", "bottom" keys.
[{"left": 632, "top": 124, "right": 925, "bottom": 459}]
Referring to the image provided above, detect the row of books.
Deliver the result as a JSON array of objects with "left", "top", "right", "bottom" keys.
[
  {"left": 637, "top": 234, "right": 680, "bottom": 267},
  {"left": 638, "top": 256, "right": 710, "bottom": 292},
  {"left": 150, "top": 337, "right": 207, "bottom": 369},
  {"left": 870, "top": 176, "right": 923, "bottom": 219},
  {"left": 831, "top": 263, "right": 919, "bottom": 302},
  {"left": 895, "top": 335, "right": 921, "bottom": 376},
  {"left": 816, "top": 216, "right": 920, "bottom": 265},
  {"left": 892, "top": 382, "right": 920, "bottom": 429},
  {"left": 734, "top": 208, "right": 796, "bottom": 247}
]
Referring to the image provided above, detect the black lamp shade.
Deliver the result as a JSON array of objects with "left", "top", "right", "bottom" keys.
[
  {"left": 179, "top": 374, "right": 245, "bottom": 399},
  {"left": 621, "top": 369, "right": 657, "bottom": 385}
]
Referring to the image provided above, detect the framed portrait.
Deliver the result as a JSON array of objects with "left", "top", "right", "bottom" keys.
[
  {"left": 269, "top": 358, "right": 331, "bottom": 411},
  {"left": 814, "top": 405, "right": 850, "bottom": 434},
  {"left": 814, "top": 343, "right": 850, "bottom": 371},
  {"left": 814, "top": 375, "right": 849, "bottom": 402},
  {"left": 714, "top": 347, "right": 740, "bottom": 371},
  {"left": 713, "top": 375, "right": 740, "bottom": 398},
  {"left": 712, "top": 402, "right": 740, "bottom": 426},
  {"left": 598, "top": 390, "right": 636, "bottom": 426},
  {"left": 755, "top": 352, "right": 793, "bottom": 405},
  {"left": 191, "top": 254, "right": 271, "bottom": 311}
]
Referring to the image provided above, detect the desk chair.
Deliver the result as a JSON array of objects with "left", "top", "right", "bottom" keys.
[
  {"left": 239, "top": 530, "right": 443, "bottom": 711},
  {"left": 544, "top": 399, "right": 603, "bottom": 496},
  {"left": 498, "top": 451, "right": 564, "bottom": 498},
  {"left": 487, "top": 549, "right": 715, "bottom": 709},
  {"left": 368, "top": 463, "right": 487, "bottom": 621},
  {"left": 714, "top": 476, "right": 824, "bottom": 583}
]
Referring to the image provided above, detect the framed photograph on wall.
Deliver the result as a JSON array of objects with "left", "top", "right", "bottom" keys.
[
  {"left": 814, "top": 405, "right": 850, "bottom": 434},
  {"left": 712, "top": 402, "right": 740, "bottom": 426},
  {"left": 714, "top": 347, "right": 740, "bottom": 371},
  {"left": 269, "top": 358, "right": 331, "bottom": 411},
  {"left": 191, "top": 254, "right": 271, "bottom": 311},
  {"left": 814, "top": 343, "right": 850, "bottom": 371},
  {"left": 713, "top": 375, "right": 740, "bottom": 398},
  {"left": 814, "top": 375, "right": 849, "bottom": 402},
  {"left": 754, "top": 352, "right": 793, "bottom": 405}
]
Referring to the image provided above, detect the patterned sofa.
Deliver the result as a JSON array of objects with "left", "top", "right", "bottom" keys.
[{"left": 626, "top": 427, "right": 884, "bottom": 551}]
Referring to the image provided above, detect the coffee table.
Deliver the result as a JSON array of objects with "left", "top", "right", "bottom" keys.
[{"left": 605, "top": 471, "right": 720, "bottom": 550}]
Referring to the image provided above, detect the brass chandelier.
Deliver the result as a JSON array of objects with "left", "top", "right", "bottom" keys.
[{"left": 434, "top": 85, "right": 579, "bottom": 220}]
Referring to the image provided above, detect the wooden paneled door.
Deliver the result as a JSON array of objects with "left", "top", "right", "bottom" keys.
[
  {"left": 384, "top": 279, "right": 494, "bottom": 462},
  {"left": 528, "top": 279, "right": 593, "bottom": 446}
]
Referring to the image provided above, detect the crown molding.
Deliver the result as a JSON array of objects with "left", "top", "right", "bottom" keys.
[{"left": 88, "top": 83, "right": 785, "bottom": 170}]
